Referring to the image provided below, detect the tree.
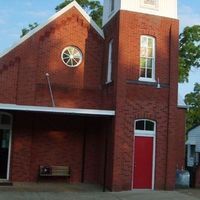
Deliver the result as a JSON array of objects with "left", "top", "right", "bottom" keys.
[
  {"left": 21, "top": 0, "right": 103, "bottom": 37},
  {"left": 20, "top": 22, "right": 39, "bottom": 38},
  {"left": 179, "top": 25, "right": 200, "bottom": 82},
  {"left": 185, "top": 83, "right": 200, "bottom": 130},
  {"left": 181, "top": 26, "right": 200, "bottom": 132}
]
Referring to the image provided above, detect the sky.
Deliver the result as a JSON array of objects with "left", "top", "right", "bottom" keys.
[{"left": 0, "top": 0, "right": 199, "bottom": 98}]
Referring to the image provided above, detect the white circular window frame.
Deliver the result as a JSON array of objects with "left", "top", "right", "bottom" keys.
[{"left": 61, "top": 46, "right": 83, "bottom": 68}]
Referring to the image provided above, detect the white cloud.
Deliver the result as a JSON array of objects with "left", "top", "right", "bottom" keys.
[{"left": 179, "top": 4, "right": 200, "bottom": 30}]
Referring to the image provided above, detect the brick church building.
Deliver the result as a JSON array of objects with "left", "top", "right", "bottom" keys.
[{"left": 0, "top": 0, "right": 186, "bottom": 191}]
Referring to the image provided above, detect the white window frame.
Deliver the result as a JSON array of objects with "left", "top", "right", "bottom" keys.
[
  {"left": 106, "top": 39, "right": 113, "bottom": 84},
  {"left": 61, "top": 46, "right": 83, "bottom": 68},
  {"left": 135, "top": 119, "right": 156, "bottom": 137},
  {"left": 139, "top": 35, "right": 156, "bottom": 82},
  {"left": 0, "top": 112, "right": 12, "bottom": 181},
  {"left": 133, "top": 119, "right": 156, "bottom": 190},
  {"left": 109, "top": 0, "right": 115, "bottom": 13}
]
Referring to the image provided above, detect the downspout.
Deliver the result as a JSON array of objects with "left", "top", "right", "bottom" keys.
[{"left": 45, "top": 73, "right": 55, "bottom": 107}]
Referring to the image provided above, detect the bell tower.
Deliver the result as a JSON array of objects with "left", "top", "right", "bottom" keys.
[
  {"left": 103, "top": 0, "right": 177, "bottom": 26},
  {"left": 102, "top": 0, "right": 181, "bottom": 192}
]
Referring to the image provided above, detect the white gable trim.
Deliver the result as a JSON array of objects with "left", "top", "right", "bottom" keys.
[
  {"left": 0, "top": 103, "right": 115, "bottom": 116},
  {"left": 0, "top": 1, "right": 104, "bottom": 58}
]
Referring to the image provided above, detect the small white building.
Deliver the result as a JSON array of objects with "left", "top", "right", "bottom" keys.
[{"left": 186, "top": 125, "right": 200, "bottom": 167}]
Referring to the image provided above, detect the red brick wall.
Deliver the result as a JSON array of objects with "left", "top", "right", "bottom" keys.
[
  {"left": 0, "top": 6, "right": 115, "bottom": 188},
  {"left": 103, "top": 11, "right": 185, "bottom": 191},
  {"left": 0, "top": 7, "right": 105, "bottom": 109},
  {"left": 175, "top": 108, "right": 186, "bottom": 170},
  {"left": 195, "top": 166, "right": 200, "bottom": 188},
  {"left": 11, "top": 112, "right": 111, "bottom": 184}
]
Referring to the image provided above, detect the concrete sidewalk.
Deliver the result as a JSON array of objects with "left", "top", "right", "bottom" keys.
[{"left": 0, "top": 183, "right": 199, "bottom": 200}]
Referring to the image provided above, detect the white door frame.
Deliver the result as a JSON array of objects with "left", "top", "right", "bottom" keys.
[
  {"left": 132, "top": 119, "right": 156, "bottom": 190},
  {"left": 0, "top": 112, "right": 12, "bottom": 181}
]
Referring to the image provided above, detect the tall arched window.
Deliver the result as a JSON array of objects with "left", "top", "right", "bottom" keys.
[
  {"left": 139, "top": 35, "right": 156, "bottom": 82},
  {"left": 106, "top": 39, "right": 113, "bottom": 83}
]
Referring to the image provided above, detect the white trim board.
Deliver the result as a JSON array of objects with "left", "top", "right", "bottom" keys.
[
  {"left": 0, "top": 1, "right": 104, "bottom": 58},
  {"left": 0, "top": 103, "right": 115, "bottom": 116},
  {"left": 177, "top": 105, "right": 188, "bottom": 109}
]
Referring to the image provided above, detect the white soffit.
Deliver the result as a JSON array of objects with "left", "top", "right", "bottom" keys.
[
  {"left": 0, "top": 1, "right": 104, "bottom": 58},
  {"left": 0, "top": 103, "right": 115, "bottom": 116}
]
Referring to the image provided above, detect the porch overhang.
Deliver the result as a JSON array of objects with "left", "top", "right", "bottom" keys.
[{"left": 0, "top": 103, "right": 115, "bottom": 116}]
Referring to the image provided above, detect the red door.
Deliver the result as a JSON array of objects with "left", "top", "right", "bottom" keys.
[{"left": 133, "top": 136, "right": 154, "bottom": 189}]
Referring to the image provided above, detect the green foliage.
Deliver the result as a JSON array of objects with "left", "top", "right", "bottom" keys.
[
  {"left": 55, "top": 0, "right": 103, "bottom": 27},
  {"left": 185, "top": 83, "right": 200, "bottom": 130},
  {"left": 179, "top": 25, "right": 200, "bottom": 82},
  {"left": 20, "top": 22, "right": 39, "bottom": 38}
]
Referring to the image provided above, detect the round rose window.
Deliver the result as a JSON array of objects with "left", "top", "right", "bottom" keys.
[{"left": 61, "top": 46, "right": 82, "bottom": 67}]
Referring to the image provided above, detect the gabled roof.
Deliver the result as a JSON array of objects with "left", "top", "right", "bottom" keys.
[
  {"left": 187, "top": 124, "right": 200, "bottom": 134},
  {"left": 0, "top": 1, "right": 104, "bottom": 58}
]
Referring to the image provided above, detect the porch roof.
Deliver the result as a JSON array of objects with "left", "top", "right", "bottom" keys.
[{"left": 0, "top": 103, "right": 115, "bottom": 116}]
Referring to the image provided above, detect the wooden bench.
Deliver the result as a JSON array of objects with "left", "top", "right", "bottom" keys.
[{"left": 39, "top": 165, "right": 70, "bottom": 177}]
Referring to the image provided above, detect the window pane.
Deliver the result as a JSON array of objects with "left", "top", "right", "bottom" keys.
[
  {"left": 106, "top": 40, "right": 113, "bottom": 83},
  {"left": 148, "top": 48, "right": 153, "bottom": 57},
  {"left": 141, "top": 47, "right": 147, "bottom": 57},
  {"left": 146, "top": 121, "right": 154, "bottom": 131},
  {"left": 140, "top": 58, "right": 146, "bottom": 68},
  {"left": 190, "top": 145, "right": 196, "bottom": 157},
  {"left": 1, "top": 130, "right": 10, "bottom": 148},
  {"left": 148, "top": 38, "right": 153, "bottom": 48},
  {"left": 136, "top": 121, "right": 145, "bottom": 130},
  {"left": 147, "top": 69, "right": 152, "bottom": 78},
  {"left": 110, "top": 0, "right": 115, "bottom": 11},
  {"left": 147, "top": 58, "right": 153, "bottom": 68},
  {"left": 68, "top": 59, "right": 73, "bottom": 66},
  {"left": 140, "top": 68, "right": 146, "bottom": 77},
  {"left": 141, "top": 37, "right": 147, "bottom": 47},
  {"left": 1, "top": 115, "right": 11, "bottom": 125},
  {"left": 68, "top": 47, "right": 74, "bottom": 54}
]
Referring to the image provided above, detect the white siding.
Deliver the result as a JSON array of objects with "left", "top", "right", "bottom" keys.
[
  {"left": 103, "top": 0, "right": 178, "bottom": 26},
  {"left": 103, "top": 0, "right": 121, "bottom": 25},
  {"left": 187, "top": 126, "right": 200, "bottom": 146},
  {"left": 186, "top": 125, "right": 200, "bottom": 167}
]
